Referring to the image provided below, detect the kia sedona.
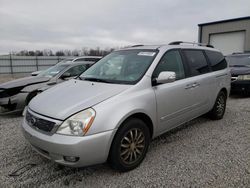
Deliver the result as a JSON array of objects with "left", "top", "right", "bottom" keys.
[{"left": 22, "top": 42, "right": 230, "bottom": 172}]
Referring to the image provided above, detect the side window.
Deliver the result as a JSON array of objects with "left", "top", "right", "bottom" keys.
[
  {"left": 183, "top": 50, "right": 210, "bottom": 76},
  {"left": 64, "top": 65, "right": 87, "bottom": 77},
  {"left": 205, "top": 50, "right": 227, "bottom": 71},
  {"left": 153, "top": 50, "right": 185, "bottom": 80}
]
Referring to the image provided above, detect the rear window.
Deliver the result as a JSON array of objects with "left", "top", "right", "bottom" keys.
[
  {"left": 206, "top": 51, "right": 227, "bottom": 71},
  {"left": 183, "top": 50, "right": 210, "bottom": 76}
]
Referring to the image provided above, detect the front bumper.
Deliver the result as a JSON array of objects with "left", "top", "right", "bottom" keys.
[
  {"left": 21, "top": 116, "right": 116, "bottom": 167},
  {"left": 0, "top": 92, "right": 27, "bottom": 114},
  {"left": 231, "top": 80, "right": 250, "bottom": 93}
]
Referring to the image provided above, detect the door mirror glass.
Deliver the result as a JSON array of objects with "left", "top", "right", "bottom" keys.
[
  {"left": 156, "top": 71, "right": 176, "bottom": 84},
  {"left": 61, "top": 72, "right": 71, "bottom": 79}
]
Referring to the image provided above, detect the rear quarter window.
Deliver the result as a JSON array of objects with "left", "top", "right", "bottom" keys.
[
  {"left": 183, "top": 50, "right": 210, "bottom": 76},
  {"left": 205, "top": 50, "right": 227, "bottom": 71}
]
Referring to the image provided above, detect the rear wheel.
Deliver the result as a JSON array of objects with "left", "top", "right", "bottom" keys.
[
  {"left": 208, "top": 91, "right": 227, "bottom": 120},
  {"left": 109, "top": 118, "right": 150, "bottom": 172}
]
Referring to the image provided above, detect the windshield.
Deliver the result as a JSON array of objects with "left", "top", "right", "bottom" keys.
[
  {"left": 226, "top": 55, "right": 250, "bottom": 67},
  {"left": 80, "top": 49, "right": 158, "bottom": 84},
  {"left": 38, "top": 64, "right": 68, "bottom": 77}
]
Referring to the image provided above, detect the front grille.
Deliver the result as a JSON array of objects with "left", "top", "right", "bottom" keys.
[{"left": 26, "top": 111, "right": 55, "bottom": 133}]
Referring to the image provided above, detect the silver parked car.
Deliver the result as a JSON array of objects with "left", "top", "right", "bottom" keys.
[
  {"left": 22, "top": 42, "right": 230, "bottom": 171},
  {"left": 30, "top": 56, "right": 102, "bottom": 76},
  {"left": 0, "top": 61, "right": 95, "bottom": 114}
]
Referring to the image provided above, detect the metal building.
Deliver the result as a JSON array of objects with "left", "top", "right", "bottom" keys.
[{"left": 198, "top": 16, "right": 250, "bottom": 55}]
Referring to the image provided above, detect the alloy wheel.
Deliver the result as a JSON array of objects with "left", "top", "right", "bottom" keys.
[
  {"left": 216, "top": 95, "right": 225, "bottom": 116},
  {"left": 120, "top": 128, "right": 145, "bottom": 165}
]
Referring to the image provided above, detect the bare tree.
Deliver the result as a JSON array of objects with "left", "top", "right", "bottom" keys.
[{"left": 13, "top": 47, "right": 117, "bottom": 56}]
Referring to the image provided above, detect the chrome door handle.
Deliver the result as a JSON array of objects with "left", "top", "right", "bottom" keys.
[
  {"left": 192, "top": 82, "right": 200, "bottom": 88},
  {"left": 185, "top": 82, "right": 200, "bottom": 89},
  {"left": 185, "top": 84, "right": 193, "bottom": 89}
]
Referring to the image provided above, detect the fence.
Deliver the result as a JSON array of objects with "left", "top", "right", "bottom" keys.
[{"left": 0, "top": 55, "right": 74, "bottom": 74}]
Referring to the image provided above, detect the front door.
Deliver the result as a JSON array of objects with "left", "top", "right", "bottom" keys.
[{"left": 153, "top": 50, "right": 200, "bottom": 134}]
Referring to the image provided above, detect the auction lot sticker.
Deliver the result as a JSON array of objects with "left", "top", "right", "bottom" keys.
[{"left": 137, "top": 52, "right": 156, "bottom": 56}]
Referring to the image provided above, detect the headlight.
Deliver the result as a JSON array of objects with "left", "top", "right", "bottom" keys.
[
  {"left": 237, "top": 75, "right": 250, "bottom": 80},
  {"left": 56, "top": 108, "right": 95, "bottom": 136}
]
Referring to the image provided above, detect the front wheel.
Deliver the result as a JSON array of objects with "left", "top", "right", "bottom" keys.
[
  {"left": 208, "top": 91, "right": 227, "bottom": 120},
  {"left": 109, "top": 118, "right": 150, "bottom": 172}
]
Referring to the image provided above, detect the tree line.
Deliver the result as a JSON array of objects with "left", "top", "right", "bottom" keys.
[{"left": 11, "top": 47, "right": 116, "bottom": 56}]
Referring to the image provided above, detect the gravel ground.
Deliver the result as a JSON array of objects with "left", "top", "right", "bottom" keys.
[{"left": 0, "top": 96, "right": 249, "bottom": 188}]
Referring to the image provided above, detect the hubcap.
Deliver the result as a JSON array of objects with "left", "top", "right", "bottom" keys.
[
  {"left": 216, "top": 95, "right": 225, "bottom": 116},
  {"left": 120, "top": 128, "right": 145, "bottom": 165}
]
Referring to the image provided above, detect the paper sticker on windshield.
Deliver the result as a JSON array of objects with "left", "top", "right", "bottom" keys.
[
  {"left": 137, "top": 52, "right": 156, "bottom": 56},
  {"left": 51, "top": 71, "right": 59, "bottom": 74}
]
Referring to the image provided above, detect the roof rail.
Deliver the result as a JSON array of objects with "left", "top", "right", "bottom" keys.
[
  {"left": 168, "top": 41, "right": 183, "bottom": 45},
  {"left": 206, "top": 44, "right": 214, "bottom": 48},
  {"left": 168, "top": 41, "right": 214, "bottom": 48}
]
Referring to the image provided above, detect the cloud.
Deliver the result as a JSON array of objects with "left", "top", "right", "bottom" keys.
[{"left": 0, "top": 0, "right": 249, "bottom": 54}]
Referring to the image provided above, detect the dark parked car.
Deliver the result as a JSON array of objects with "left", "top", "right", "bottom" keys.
[
  {"left": 0, "top": 61, "right": 95, "bottom": 114},
  {"left": 226, "top": 53, "right": 250, "bottom": 95}
]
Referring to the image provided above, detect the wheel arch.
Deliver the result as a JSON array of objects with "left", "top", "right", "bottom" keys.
[
  {"left": 108, "top": 111, "right": 154, "bottom": 156},
  {"left": 107, "top": 112, "right": 154, "bottom": 167},
  {"left": 25, "top": 90, "right": 39, "bottom": 105},
  {"left": 220, "top": 87, "right": 228, "bottom": 98},
  {"left": 121, "top": 112, "right": 154, "bottom": 139}
]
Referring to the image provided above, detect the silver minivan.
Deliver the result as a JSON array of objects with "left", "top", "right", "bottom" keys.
[{"left": 22, "top": 42, "right": 230, "bottom": 171}]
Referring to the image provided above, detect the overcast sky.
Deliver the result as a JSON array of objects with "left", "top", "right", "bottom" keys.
[{"left": 0, "top": 0, "right": 249, "bottom": 54}]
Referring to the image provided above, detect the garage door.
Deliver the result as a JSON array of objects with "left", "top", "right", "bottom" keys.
[{"left": 209, "top": 31, "right": 245, "bottom": 55}]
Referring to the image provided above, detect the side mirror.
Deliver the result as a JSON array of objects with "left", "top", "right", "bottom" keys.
[
  {"left": 156, "top": 71, "right": 176, "bottom": 84},
  {"left": 61, "top": 72, "right": 71, "bottom": 79},
  {"left": 47, "top": 81, "right": 57, "bottom": 85},
  {"left": 30, "top": 71, "right": 42, "bottom": 76}
]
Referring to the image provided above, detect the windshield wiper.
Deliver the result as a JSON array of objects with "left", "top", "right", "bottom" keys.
[
  {"left": 77, "top": 76, "right": 82, "bottom": 80},
  {"left": 82, "top": 77, "right": 112, "bottom": 83}
]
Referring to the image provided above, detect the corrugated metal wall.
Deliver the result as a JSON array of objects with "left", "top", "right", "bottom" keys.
[{"left": 0, "top": 56, "right": 73, "bottom": 74}]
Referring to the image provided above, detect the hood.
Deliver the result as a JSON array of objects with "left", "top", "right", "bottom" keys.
[
  {"left": 230, "top": 66, "right": 250, "bottom": 77},
  {"left": 29, "top": 79, "right": 131, "bottom": 120},
  {"left": 0, "top": 76, "right": 50, "bottom": 90}
]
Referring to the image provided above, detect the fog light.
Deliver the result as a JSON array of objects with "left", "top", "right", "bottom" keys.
[{"left": 63, "top": 156, "right": 79, "bottom": 162}]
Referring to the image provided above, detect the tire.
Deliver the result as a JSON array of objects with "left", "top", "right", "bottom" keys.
[
  {"left": 208, "top": 91, "right": 227, "bottom": 120},
  {"left": 109, "top": 118, "right": 150, "bottom": 172}
]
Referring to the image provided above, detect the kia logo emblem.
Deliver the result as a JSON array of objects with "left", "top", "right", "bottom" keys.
[{"left": 30, "top": 117, "right": 36, "bottom": 125}]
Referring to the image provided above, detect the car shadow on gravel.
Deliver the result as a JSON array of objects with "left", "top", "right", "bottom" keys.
[
  {"left": 151, "top": 116, "right": 209, "bottom": 144},
  {"left": 229, "top": 93, "right": 250, "bottom": 98},
  {"left": 0, "top": 114, "right": 22, "bottom": 118}
]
